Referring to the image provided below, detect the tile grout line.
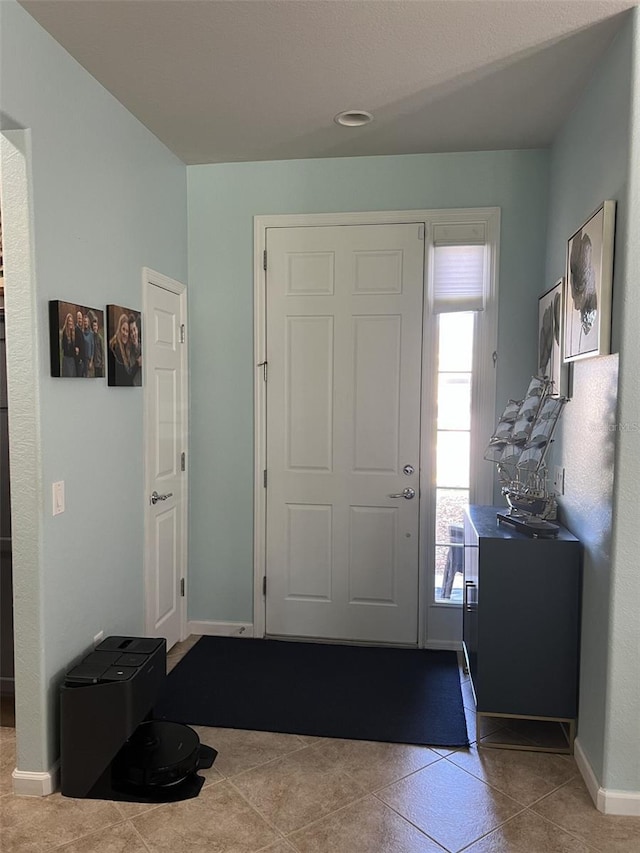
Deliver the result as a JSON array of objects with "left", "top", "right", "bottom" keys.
[
  {"left": 526, "top": 806, "right": 605, "bottom": 853},
  {"left": 225, "top": 775, "right": 293, "bottom": 841},
  {"left": 226, "top": 755, "right": 409, "bottom": 842},
  {"left": 216, "top": 740, "right": 314, "bottom": 781},
  {"left": 114, "top": 798, "right": 170, "bottom": 820},
  {"left": 368, "top": 790, "right": 457, "bottom": 852},
  {"left": 129, "top": 818, "right": 157, "bottom": 853},
  {"left": 1, "top": 790, "right": 134, "bottom": 850},
  {"left": 454, "top": 802, "right": 603, "bottom": 853},
  {"left": 519, "top": 769, "right": 581, "bottom": 810},
  {"left": 455, "top": 812, "right": 528, "bottom": 853},
  {"left": 278, "top": 792, "right": 376, "bottom": 843},
  {"left": 445, "top": 760, "right": 594, "bottom": 852},
  {"left": 441, "top": 750, "right": 580, "bottom": 807},
  {"left": 228, "top": 763, "right": 378, "bottom": 840},
  {"left": 370, "top": 760, "right": 532, "bottom": 853},
  {"left": 254, "top": 839, "right": 297, "bottom": 853},
  {"left": 525, "top": 777, "right": 607, "bottom": 852},
  {"left": 305, "top": 738, "right": 447, "bottom": 790},
  {"left": 45, "top": 814, "right": 141, "bottom": 852},
  {"left": 440, "top": 749, "right": 560, "bottom": 808},
  {"left": 349, "top": 751, "right": 448, "bottom": 796},
  {"left": 249, "top": 742, "right": 467, "bottom": 841}
]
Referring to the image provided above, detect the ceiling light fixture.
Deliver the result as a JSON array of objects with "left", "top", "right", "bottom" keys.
[{"left": 334, "top": 110, "right": 373, "bottom": 127}]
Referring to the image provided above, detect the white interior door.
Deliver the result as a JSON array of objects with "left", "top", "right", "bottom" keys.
[
  {"left": 265, "top": 223, "right": 424, "bottom": 644},
  {"left": 143, "top": 270, "right": 187, "bottom": 651}
]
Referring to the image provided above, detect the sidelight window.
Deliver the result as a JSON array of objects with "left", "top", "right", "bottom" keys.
[
  {"left": 434, "top": 313, "right": 473, "bottom": 602},
  {"left": 428, "top": 220, "right": 497, "bottom": 605}
]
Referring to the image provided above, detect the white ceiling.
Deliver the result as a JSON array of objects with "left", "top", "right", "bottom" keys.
[{"left": 19, "top": 0, "right": 639, "bottom": 165}]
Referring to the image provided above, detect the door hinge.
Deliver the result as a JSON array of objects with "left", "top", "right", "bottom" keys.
[
  {"left": 180, "top": 578, "right": 185, "bottom": 597},
  {"left": 262, "top": 576, "right": 267, "bottom": 595},
  {"left": 180, "top": 323, "right": 185, "bottom": 344},
  {"left": 257, "top": 360, "right": 268, "bottom": 381},
  {"left": 181, "top": 451, "right": 186, "bottom": 472},
  {"left": 263, "top": 249, "right": 267, "bottom": 271},
  {"left": 263, "top": 469, "right": 267, "bottom": 488},
  {"left": 418, "top": 223, "right": 425, "bottom": 240},
  {"left": 492, "top": 350, "right": 498, "bottom": 368}
]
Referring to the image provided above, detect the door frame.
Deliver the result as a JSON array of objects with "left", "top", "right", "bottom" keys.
[
  {"left": 142, "top": 267, "right": 189, "bottom": 645},
  {"left": 253, "top": 209, "right": 499, "bottom": 647}
]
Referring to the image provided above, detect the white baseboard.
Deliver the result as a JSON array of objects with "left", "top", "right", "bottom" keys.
[
  {"left": 574, "top": 738, "right": 600, "bottom": 804},
  {"left": 574, "top": 737, "right": 640, "bottom": 815},
  {"left": 598, "top": 789, "right": 640, "bottom": 816},
  {"left": 187, "top": 620, "right": 254, "bottom": 638},
  {"left": 12, "top": 763, "right": 59, "bottom": 797}
]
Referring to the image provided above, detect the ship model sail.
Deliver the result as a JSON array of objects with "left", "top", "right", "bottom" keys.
[{"left": 484, "top": 376, "right": 567, "bottom": 535}]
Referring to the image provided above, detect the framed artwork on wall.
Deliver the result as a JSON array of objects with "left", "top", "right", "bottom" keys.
[
  {"left": 538, "top": 278, "right": 564, "bottom": 397},
  {"left": 49, "top": 301, "right": 105, "bottom": 378},
  {"left": 564, "top": 200, "right": 616, "bottom": 363},
  {"left": 106, "top": 304, "right": 142, "bottom": 387}
]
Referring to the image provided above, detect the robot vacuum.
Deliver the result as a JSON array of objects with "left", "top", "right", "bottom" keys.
[{"left": 112, "top": 720, "right": 217, "bottom": 801}]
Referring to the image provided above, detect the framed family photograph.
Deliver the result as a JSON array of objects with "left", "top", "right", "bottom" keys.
[
  {"left": 49, "top": 301, "right": 105, "bottom": 379},
  {"left": 564, "top": 200, "right": 616, "bottom": 363},
  {"left": 538, "top": 278, "right": 564, "bottom": 396},
  {"left": 106, "top": 305, "right": 142, "bottom": 387}
]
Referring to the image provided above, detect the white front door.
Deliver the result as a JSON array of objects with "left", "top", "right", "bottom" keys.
[
  {"left": 265, "top": 224, "right": 424, "bottom": 644},
  {"left": 143, "top": 269, "right": 188, "bottom": 651}
]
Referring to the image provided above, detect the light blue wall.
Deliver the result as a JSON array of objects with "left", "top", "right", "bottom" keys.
[
  {"left": 603, "top": 10, "right": 640, "bottom": 796},
  {"left": 0, "top": 0, "right": 187, "bottom": 772},
  {"left": 187, "top": 150, "right": 549, "bottom": 622},
  {"left": 545, "top": 12, "right": 639, "bottom": 793}
]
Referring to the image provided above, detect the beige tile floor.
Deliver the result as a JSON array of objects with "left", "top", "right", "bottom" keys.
[{"left": 1, "top": 636, "right": 639, "bottom": 853}]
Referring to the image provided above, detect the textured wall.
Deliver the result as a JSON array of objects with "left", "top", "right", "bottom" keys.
[
  {"left": 602, "top": 9, "right": 640, "bottom": 795},
  {"left": 0, "top": 2, "right": 187, "bottom": 773},
  {"left": 559, "top": 356, "right": 618, "bottom": 781},
  {"left": 186, "top": 150, "right": 549, "bottom": 622},
  {"left": 545, "top": 13, "right": 639, "bottom": 793},
  {"left": 0, "top": 131, "right": 45, "bottom": 766}
]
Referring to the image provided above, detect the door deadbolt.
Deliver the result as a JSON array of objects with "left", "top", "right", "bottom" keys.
[{"left": 403, "top": 465, "right": 415, "bottom": 475}]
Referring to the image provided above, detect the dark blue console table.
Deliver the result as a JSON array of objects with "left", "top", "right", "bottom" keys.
[{"left": 463, "top": 505, "right": 581, "bottom": 753}]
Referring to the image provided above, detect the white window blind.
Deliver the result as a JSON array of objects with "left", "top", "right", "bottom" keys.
[{"left": 431, "top": 222, "right": 487, "bottom": 314}]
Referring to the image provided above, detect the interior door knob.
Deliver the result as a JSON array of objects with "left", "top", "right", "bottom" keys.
[{"left": 150, "top": 490, "right": 173, "bottom": 505}]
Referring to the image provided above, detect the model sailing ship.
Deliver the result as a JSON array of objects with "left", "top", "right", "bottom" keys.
[{"left": 484, "top": 376, "right": 567, "bottom": 536}]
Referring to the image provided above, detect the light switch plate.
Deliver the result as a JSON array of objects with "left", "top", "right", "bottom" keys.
[{"left": 52, "top": 481, "right": 65, "bottom": 515}]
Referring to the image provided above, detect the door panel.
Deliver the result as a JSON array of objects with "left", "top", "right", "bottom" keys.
[
  {"left": 144, "top": 277, "right": 186, "bottom": 651},
  {"left": 286, "top": 316, "right": 334, "bottom": 471},
  {"left": 287, "top": 252, "right": 335, "bottom": 295},
  {"left": 265, "top": 223, "right": 424, "bottom": 644},
  {"left": 353, "top": 315, "right": 401, "bottom": 472},
  {"left": 286, "top": 503, "right": 333, "bottom": 600},
  {"left": 155, "top": 506, "right": 178, "bottom": 621},
  {"left": 348, "top": 506, "right": 397, "bottom": 603},
  {"left": 155, "top": 369, "right": 177, "bottom": 475}
]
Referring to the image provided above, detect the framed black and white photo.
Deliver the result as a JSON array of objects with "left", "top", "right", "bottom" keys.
[
  {"left": 49, "top": 301, "right": 105, "bottom": 378},
  {"left": 538, "top": 279, "right": 564, "bottom": 397},
  {"left": 564, "top": 200, "right": 616, "bottom": 363}
]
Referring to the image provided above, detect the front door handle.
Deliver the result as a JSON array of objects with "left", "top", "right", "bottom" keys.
[
  {"left": 150, "top": 490, "right": 174, "bottom": 505},
  {"left": 388, "top": 488, "right": 416, "bottom": 500}
]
